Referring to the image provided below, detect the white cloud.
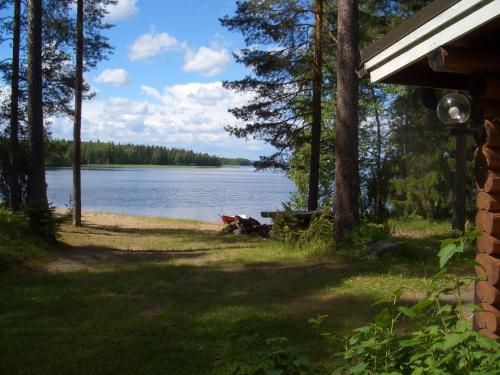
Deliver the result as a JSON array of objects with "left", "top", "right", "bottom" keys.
[
  {"left": 137, "top": 82, "right": 251, "bottom": 135},
  {"left": 128, "top": 31, "right": 184, "bottom": 62},
  {"left": 94, "top": 68, "right": 131, "bottom": 87},
  {"left": 106, "top": 0, "right": 139, "bottom": 21},
  {"left": 183, "top": 47, "right": 230, "bottom": 76},
  {"left": 127, "top": 28, "right": 231, "bottom": 76},
  {"left": 50, "top": 82, "right": 265, "bottom": 158}
]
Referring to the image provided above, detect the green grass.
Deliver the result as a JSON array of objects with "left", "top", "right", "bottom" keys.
[
  {"left": 0, "top": 215, "right": 470, "bottom": 374},
  {"left": 0, "top": 234, "right": 50, "bottom": 271},
  {"left": 0, "top": 208, "right": 51, "bottom": 271}
]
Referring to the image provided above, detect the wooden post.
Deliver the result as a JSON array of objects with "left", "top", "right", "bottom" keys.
[{"left": 452, "top": 127, "right": 467, "bottom": 231}]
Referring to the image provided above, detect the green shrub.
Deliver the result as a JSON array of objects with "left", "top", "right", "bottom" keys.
[
  {"left": 295, "top": 213, "right": 334, "bottom": 254},
  {"left": 213, "top": 336, "right": 324, "bottom": 374},
  {"left": 214, "top": 230, "right": 500, "bottom": 374},
  {"left": 0, "top": 206, "right": 31, "bottom": 238},
  {"left": 271, "top": 208, "right": 303, "bottom": 243},
  {"left": 342, "top": 222, "right": 392, "bottom": 248},
  {"left": 0, "top": 207, "right": 50, "bottom": 271},
  {"left": 271, "top": 208, "right": 334, "bottom": 255},
  {"left": 24, "top": 204, "right": 60, "bottom": 241}
]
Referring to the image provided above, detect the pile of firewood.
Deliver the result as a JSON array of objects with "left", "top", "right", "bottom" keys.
[{"left": 221, "top": 216, "right": 270, "bottom": 237}]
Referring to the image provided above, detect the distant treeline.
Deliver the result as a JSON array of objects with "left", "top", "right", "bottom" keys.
[{"left": 46, "top": 140, "right": 253, "bottom": 167}]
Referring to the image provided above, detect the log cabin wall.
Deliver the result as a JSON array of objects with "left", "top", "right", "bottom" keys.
[
  {"left": 475, "top": 116, "right": 500, "bottom": 340},
  {"left": 357, "top": 0, "right": 500, "bottom": 339}
]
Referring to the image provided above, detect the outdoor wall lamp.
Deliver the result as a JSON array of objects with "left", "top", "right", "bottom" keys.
[
  {"left": 437, "top": 93, "right": 471, "bottom": 125},
  {"left": 437, "top": 92, "right": 472, "bottom": 232}
]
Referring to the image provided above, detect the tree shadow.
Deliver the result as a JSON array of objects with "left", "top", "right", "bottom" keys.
[
  {"left": 0, "top": 221, "right": 468, "bottom": 374},
  {"left": 63, "top": 223, "right": 266, "bottom": 249},
  {"left": 0, "top": 257, "right": 387, "bottom": 374}
]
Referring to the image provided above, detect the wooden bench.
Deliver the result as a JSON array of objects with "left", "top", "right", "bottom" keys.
[{"left": 261, "top": 210, "right": 333, "bottom": 221}]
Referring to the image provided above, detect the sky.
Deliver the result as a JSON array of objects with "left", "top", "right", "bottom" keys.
[{"left": 49, "top": 0, "right": 274, "bottom": 160}]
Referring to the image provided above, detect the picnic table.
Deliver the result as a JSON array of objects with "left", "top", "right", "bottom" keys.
[{"left": 260, "top": 210, "right": 333, "bottom": 221}]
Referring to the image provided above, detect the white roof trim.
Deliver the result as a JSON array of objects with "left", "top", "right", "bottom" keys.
[
  {"left": 364, "top": 0, "right": 500, "bottom": 83},
  {"left": 364, "top": 0, "right": 484, "bottom": 70}
]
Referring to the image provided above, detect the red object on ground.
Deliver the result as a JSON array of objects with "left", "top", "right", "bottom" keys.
[{"left": 221, "top": 215, "right": 236, "bottom": 224}]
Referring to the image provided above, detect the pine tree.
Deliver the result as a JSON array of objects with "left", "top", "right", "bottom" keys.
[
  {"left": 221, "top": 0, "right": 333, "bottom": 210},
  {"left": 9, "top": 0, "right": 22, "bottom": 211},
  {"left": 72, "top": 0, "right": 83, "bottom": 226},
  {"left": 26, "top": 0, "right": 50, "bottom": 232},
  {"left": 308, "top": 0, "right": 323, "bottom": 211},
  {"left": 335, "top": 0, "right": 359, "bottom": 240},
  {"left": 72, "top": 0, "right": 115, "bottom": 226}
]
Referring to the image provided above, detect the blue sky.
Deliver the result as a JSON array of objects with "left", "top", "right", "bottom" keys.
[{"left": 50, "top": 0, "right": 274, "bottom": 160}]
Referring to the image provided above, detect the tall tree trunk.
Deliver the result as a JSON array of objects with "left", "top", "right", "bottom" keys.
[
  {"left": 335, "top": 0, "right": 359, "bottom": 241},
  {"left": 9, "top": 0, "right": 22, "bottom": 211},
  {"left": 27, "top": 0, "right": 49, "bottom": 217},
  {"left": 307, "top": 0, "right": 323, "bottom": 211},
  {"left": 72, "top": 0, "right": 84, "bottom": 226},
  {"left": 371, "top": 86, "right": 383, "bottom": 221}
]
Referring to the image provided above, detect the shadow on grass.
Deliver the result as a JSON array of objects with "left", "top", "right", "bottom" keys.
[
  {"left": 0, "top": 219, "right": 469, "bottom": 374},
  {"left": 0, "top": 255, "right": 383, "bottom": 374},
  {"left": 62, "top": 223, "right": 266, "bottom": 251},
  {"left": 392, "top": 233, "right": 448, "bottom": 261},
  {"left": 0, "top": 235, "right": 446, "bottom": 375}
]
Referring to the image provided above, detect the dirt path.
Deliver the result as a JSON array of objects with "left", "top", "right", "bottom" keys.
[
  {"left": 44, "top": 211, "right": 474, "bottom": 306},
  {"left": 42, "top": 246, "right": 207, "bottom": 273}
]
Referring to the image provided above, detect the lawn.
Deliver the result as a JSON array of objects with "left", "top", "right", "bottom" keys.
[{"left": 0, "top": 213, "right": 471, "bottom": 374}]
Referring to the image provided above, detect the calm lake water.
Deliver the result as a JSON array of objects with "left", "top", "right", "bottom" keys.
[{"left": 46, "top": 167, "right": 295, "bottom": 223}]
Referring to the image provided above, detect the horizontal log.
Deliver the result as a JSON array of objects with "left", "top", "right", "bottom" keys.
[
  {"left": 476, "top": 303, "right": 500, "bottom": 333},
  {"left": 477, "top": 192, "right": 500, "bottom": 212},
  {"left": 477, "top": 281, "right": 500, "bottom": 304},
  {"left": 480, "top": 328, "right": 499, "bottom": 340},
  {"left": 484, "top": 120, "right": 500, "bottom": 147},
  {"left": 477, "top": 234, "right": 500, "bottom": 255},
  {"left": 483, "top": 171, "right": 500, "bottom": 193},
  {"left": 480, "top": 145, "right": 500, "bottom": 170},
  {"left": 476, "top": 253, "right": 500, "bottom": 286},
  {"left": 476, "top": 211, "right": 500, "bottom": 235},
  {"left": 428, "top": 47, "right": 500, "bottom": 75}
]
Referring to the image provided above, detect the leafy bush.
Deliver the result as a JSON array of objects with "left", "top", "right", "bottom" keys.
[
  {"left": 271, "top": 208, "right": 303, "bottom": 243},
  {"left": 214, "top": 230, "right": 500, "bottom": 374},
  {"left": 213, "top": 336, "right": 325, "bottom": 374},
  {"left": 326, "top": 230, "right": 498, "bottom": 374},
  {"left": 295, "top": 213, "right": 334, "bottom": 254},
  {"left": 341, "top": 222, "right": 392, "bottom": 248},
  {"left": 23, "top": 204, "right": 60, "bottom": 241},
  {"left": 0, "top": 207, "right": 50, "bottom": 271},
  {"left": 0, "top": 206, "right": 31, "bottom": 238},
  {"left": 271, "top": 207, "right": 334, "bottom": 254}
]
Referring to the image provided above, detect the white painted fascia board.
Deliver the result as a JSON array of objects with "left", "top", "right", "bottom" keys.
[
  {"left": 369, "top": 0, "right": 500, "bottom": 83},
  {"left": 364, "top": 0, "right": 484, "bottom": 71}
]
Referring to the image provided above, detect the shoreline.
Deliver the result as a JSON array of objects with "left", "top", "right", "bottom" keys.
[
  {"left": 46, "top": 164, "right": 251, "bottom": 169},
  {"left": 54, "top": 208, "right": 223, "bottom": 230}
]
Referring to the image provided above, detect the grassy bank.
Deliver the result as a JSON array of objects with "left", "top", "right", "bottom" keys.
[
  {"left": 0, "top": 208, "right": 51, "bottom": 271},
  {"left": 0, "top": 212, "right": 469, "bottom": 374}
]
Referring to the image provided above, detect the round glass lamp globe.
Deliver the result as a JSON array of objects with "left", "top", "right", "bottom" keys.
[{"left": 437, "top": 93, "right": 471, "bottom": 125}]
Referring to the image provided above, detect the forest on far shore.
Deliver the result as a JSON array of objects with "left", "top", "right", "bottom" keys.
[{"left": 45, "top": 140, "right": 253, "bottom": 167}]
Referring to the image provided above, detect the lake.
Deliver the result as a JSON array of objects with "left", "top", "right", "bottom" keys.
[{"left": 46, "top": 166, "right": 296, "bottom": 223}]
